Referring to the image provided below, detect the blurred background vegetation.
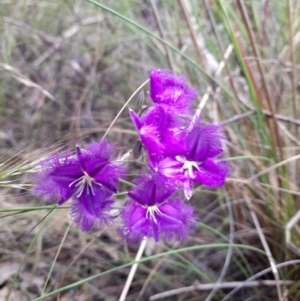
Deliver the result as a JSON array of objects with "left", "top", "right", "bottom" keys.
[{"left": 0, "top": 0, "right": 300, "bottom": 300}]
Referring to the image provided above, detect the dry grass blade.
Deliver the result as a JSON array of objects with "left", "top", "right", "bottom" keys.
[
  {"left": 240, "top": 96, "right": 300, "bottom": 126},
  {"left": 286, "top": 209, "right": 300, "bottom": 257},
  {"left": 178, "top": 0, "right": 206, "bottom": 72},
  {"left": 149, "top": 280, "right": 294, "bottom": 301},
  {"left": 236, "top": 0, "right": 281, "bottom": 152},
  {"left": 118, "top": 238, "right": 147, "bottom": 301},
  {"left": 196, "top": 44, "right": 233, "bottom": 115},
  {"left": 0, "top": 63, "right": 55, "bottom": 100},
  {"left": 243, "top": 192, "right": 282, "bottom": 300},
  {"left": 19, "top": 207, "right": 57, "bottom": 241},
  {"left": 150, "top": 0, "right": 175, "bottom": 71},
  {"left": 220, "top": 260, "right": 300, "bottom": 301},
  {"left": 287, "top": 0, "right": 298, "bottom": 135},
  {"left": 204, "top": 191, "right": 234, "bottom": 301},
  {"left": 3, "top": 17, "right": 56, "bottom": 44},
  {"left": 102, "top": 79, "right": 149, "bottom": 140},
  {"left": 28, "top": 15, "right": 103, "bottom": 69},
  {"left": 135, "top": 241, "right": 180, "bottom": 301},
  {"left": 248, "top": 154, "right": 300, "bottom": 182},
  {"left": 278, "top": 122, "right": 300, "bottom": 145}
]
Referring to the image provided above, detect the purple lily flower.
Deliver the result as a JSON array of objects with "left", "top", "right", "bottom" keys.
[
  {"left": 33, "top": 140, "right": 126, "bottom": 230},
  {"left": 120, "top": 172, "right": 196, "bottom": 243},
  {"left": 149, "top": 69, "right": 197, "bottom": 112},
  {"left": 129, "top": 107, "right": 186, "bottom": 164},
  {"left": 129, "top": 69, "right": 199, "bottom": 164},
  {"left": 155, "top": 121, "right": 229, "bottom": 199}
]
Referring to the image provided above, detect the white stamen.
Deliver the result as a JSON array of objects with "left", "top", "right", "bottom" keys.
[
  {"left": 176, "top": 155, "right": 201, "bottom": 178},
  {"left": 69, "top": 171, "right": 100, "bottom": 197},
  {"left": 146, "top": 205, "right": 164, "bottom": 224},
  {"left": 69, "top": 176, "right": 84, "bottom": 187},
  {"left": 77, "top": 183, "right": 85, "bottom": 197}
]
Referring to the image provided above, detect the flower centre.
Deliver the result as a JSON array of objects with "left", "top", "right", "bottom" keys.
[
  {"left": 69, "top": 171, "right": 101, "bottom": 197},
  {"left": 175, "top": 155, "right": 200, "bottom": 178},
  {"left": 146, "top": 205, "right": 164, "bottom": 224}
]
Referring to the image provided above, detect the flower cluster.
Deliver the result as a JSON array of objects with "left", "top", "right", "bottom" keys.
[
  {"left": 32, "top": 68, "right": 228, "bottom": 244},
  {"left": 121, "top": 172, "right": 195, "bottom": 243},
  {"left": 32, "top": 140, "right": 125, "bottom": 231},
  {"left": 129, "top": 69, "right": 228, "bottom": 199},
  {"left": 121, "top": 69, "right": 228, "bottom": 242}
]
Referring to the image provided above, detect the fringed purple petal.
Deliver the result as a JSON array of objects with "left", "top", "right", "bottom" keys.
[
  {"left": 140, "top": 126, "right": 182, "bottom": 157},
  {"left": 128, "top": 172, "right": 176, "bottom": 206},
  {"left": 120, "top": 202, "right": 150, "bottom": 243},
  {"left": 158, "top": 198, "right": 196, "bottom": 240},
  {"left": 133, "top": 105, "right": 188, "bottom": 159},
  {"left": 75, "top": 144, "right": 89, "bottom": 171},
  {"left": 155, "top": 157, "right": 185, "bottom": 181},
  {"left": 120, "top": 198, "right": 196, "bottom": 243},
  {"left": 32, "top": 152, "right": 82, "bottom": 205},
  {"left": 92, "top": 163, "right": 125, "bottom": 193},
  {"left": 86, "top": 139, "right": 113, "bottom": 161},
  {"left": 187, "top": 121, "right": 225, "bottom": 161},
  {"left": 142, "top": 105, "right": 188, "bottom": 129},
  {"left": 70, "top": 185, "right": 114, "bottom": 231},
  {"left": 78, "top": 140, "right": 111, "bottom": 176},
  {"left": 150, "top": 69, "right": 170, "bottom": 100},
  {"left": 149, "top": 69, "right": 197, "bottom": 111},
  {"left": 76, "top": 140, "right": 126, "bottom": 193},
  {"left": 129, "top": 109, "right": 143, "bottom": 130},
  {"left": 139, "top": 124, "right": 166, "bottom": 155},
  {"left": 33, "top": 139, "right": 126, "bottom": 211},
  {"left": 194, "top": 159, "right": 228, "bottom": 188},
  {"left": 139, "top": 124, "right": 186, "bottom": 159}
]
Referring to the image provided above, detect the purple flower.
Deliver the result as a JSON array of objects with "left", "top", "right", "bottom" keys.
[
  {"left": 33, "top": 140, "right": 126, "bottom": 230},
  {"left": 129, "top": 69, "right": 198, "bottom": 164},
  {"left": 155, "top": 121, "right": 228, "bottom": 199},
  {"left": 150, "top": 69, "right": 197, "bottom": 112},
  {"left": 129, "top": 107, "right": 186, "bottom": 164},
  {"left": 70, "top": 190, "right": 114, "bottom": 231},
  {"left": 120, "top": 172, "right": 196, "bottom": 243}
]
